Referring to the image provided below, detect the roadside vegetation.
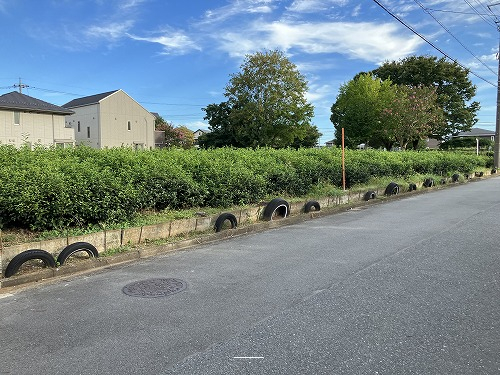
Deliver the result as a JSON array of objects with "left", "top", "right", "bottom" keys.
[{"left": 0, "top": 145, "right": 491, "bottom": 235}]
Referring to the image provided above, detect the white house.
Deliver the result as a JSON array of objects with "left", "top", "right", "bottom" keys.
[
  {"left": 62, "top": 89, "right": 155, "bottom": 149},
  {"left": 0, "top": 91, "right": 75, "bottom": 148}
]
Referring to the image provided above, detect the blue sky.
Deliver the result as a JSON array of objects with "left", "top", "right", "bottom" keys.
[{"left": 0, "top": 0, "right": 498, "bottom": 145}]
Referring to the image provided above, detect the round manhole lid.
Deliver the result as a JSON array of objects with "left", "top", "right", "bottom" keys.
[{"left": 122, "top": 278, "right": 187, "bottom": 298}]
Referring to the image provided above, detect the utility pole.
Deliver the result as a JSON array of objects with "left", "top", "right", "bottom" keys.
[
  {"left": 13, "top": 77, "right": 28, "bottom": 93},
  {"left": 488, "top": 3, "right": 500, "bottom": 168}
]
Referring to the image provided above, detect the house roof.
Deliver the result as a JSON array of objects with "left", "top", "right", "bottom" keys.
[
  {"left": 62, "top": 90, "right": 119, "bottom": 109},
  {"left": 0, "top": 91, "right": 74, "bottom": 115},
  {"left": 456, "top": 128, "right": 495, "bottom": 137}
]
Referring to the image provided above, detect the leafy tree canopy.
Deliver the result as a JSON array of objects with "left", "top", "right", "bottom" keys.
[
  {"left": 368, "top": 55, "right": 479, "bottom": 138},
  {"left": 201, "top": 50, "right": 318, "bottom": 149},
  {"left": 330, "top": 73, "right": 396, "bottom": 149}
]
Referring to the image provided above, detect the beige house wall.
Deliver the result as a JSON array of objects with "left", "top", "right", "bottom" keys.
[
  {"left": 65, "top": 90, "right": 155, "bottom": 149},
  {"left": 0, "top": 109, "right": 74, "bottom": 148},
  {"left": 99, "top": 91, "right": 155, "bottom": 149},
  {"left": 66, "top": 103, "right": 100, "bottom": 148}
]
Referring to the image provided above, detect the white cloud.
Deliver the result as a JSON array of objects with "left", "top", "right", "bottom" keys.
[
  {"left": 201, "top": 0, "right": 275, "bottom": 25},
  {"left": 86, "top": 21, "right": 134, "bottom": 40},
  {"left": 216, "top": 20, "right": 423, "bottom": 63},
  {"left": 287, "top": 0, "right": 348, "bottom": 13},
  {"left": 127, "top": 29, "right": 201, "bottom": 55}
]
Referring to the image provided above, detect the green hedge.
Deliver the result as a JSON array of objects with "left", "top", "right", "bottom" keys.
[{"left": 0, "top": 145, "right": 490, "bottom": 230}]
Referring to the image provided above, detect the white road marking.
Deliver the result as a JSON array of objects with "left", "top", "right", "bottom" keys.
[
  {"left": 233, "top": 356, "right": 264, "bottom": 359},
  {"left": 0, "top": 293, "right": 14, "bottom": 299}
]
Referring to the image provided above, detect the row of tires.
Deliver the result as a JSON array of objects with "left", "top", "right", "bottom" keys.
[
  {"left": 3, "top": 198, "right": 321, "bottom": 278},
  {"left": 214, "top": 198, "right": 320, "bottom": 232},
  {"left": 4, "top": 242, "right": 98, "bottom": 278},
  {"left": 363, "top": 172, "right": 488, "bottom": 202}
]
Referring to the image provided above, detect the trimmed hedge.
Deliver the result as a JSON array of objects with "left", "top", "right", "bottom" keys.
[{"left": 0, "top": 145, "right": 490, "bottom": 230}]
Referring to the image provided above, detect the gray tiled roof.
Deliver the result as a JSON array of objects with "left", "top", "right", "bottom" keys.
[
  {"left": 456, "top": 128, "right": 495, "bottom": 137},
  {"left": 0, "top": 91, "right": 74, "bottom": 115},
  {"left": 62, "top": 90, "right": 119, "bottom": 109}
]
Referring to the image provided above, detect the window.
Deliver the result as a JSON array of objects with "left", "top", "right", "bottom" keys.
[
  {"left": 14, "top": 111, "right": 20, "bottom": 125},
  {"left": 87, "top": 127, "right": 91, "bottom": 138},
  {"left": 77, "top": 121, "right": 81, "bottom": 132},
  {"left": 127, "top": 121, "right": 131, "bottom": 131}
]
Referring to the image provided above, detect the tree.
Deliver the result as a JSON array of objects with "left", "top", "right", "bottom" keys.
[
  {"left": 330, "top": 74, "right": 396, "bottom": 149},
  {"left": 155, "top": 120, "right": 193, "bottom": 148},
  {"left": 381, "top": 85, "right": 445, "bottom": 150},
  {"left": 202, "top": 50, "right": 315, "bottom": 148},
  {"left": 175, "top": 126, "right": 195, "bottom": 149},
  {"left": 369, "top": 55, "right": 479, "bottom": 138}
]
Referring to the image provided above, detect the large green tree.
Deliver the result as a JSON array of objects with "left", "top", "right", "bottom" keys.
[
  {"left": 369, "top": 55, "right": 479, "bottom": 138},
  {"left": 381, "top": 85, "right": 445, "bottom": 150},
  {"left": 330, "top": 73, "right": 396, "bottom": 149},
  {"left": 201, "top": 50, "right": 318, "bottom": 148}
]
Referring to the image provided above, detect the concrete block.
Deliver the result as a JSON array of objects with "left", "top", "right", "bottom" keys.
[
  {"left": 122, "top": 227, "right": 142, "bottom": 245},
  {"left": 140, "top": 222, "right": 170, "bottom": 242},
  {"left": 169, "top": 218, "right": 197, "bottom": 237},
  {"left": 104, "top": 230, "right": 122, "bottom": 251},
  {"left": 39, "top": 237, "right": 68, "bottom": 256},
  {"left": 195, "top": 216, "right": 213, "bottom": 232},
  {"left": 68, "top": 232, "right": 106, "bottom": 253},
  {"left": 239, "top": 207, "right": 261, "bottom": 224}
]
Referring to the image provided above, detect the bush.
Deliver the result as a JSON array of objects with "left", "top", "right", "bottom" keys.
[{"left": 0, "top": 145, "right": 490, "bottom": 231}]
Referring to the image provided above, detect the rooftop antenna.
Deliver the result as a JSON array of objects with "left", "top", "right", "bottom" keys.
[{"left": 13, "top": 78, "right": 29, "bottom": 93}]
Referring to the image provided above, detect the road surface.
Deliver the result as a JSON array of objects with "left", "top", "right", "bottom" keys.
[{"left": 1, "top": 177, "right": 499, "bottom": 374}]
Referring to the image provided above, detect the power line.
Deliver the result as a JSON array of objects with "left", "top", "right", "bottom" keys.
[
  {"left": 463, "top": 0, "right": 498, "bottom": 28},
  {"left": 372, "top": 0, "right": 497, "bottom": 87},
  {"left": 414, "top": 0, "right": 497, "bottom": 75}
]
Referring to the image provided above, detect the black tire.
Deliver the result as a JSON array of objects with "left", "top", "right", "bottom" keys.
[
  {"left": 464, "top": 173, "right": 469, "bottom": 180},
  {"left": 304, "top": 200, "right": 320, "bottom": 213},
  {"left": 57, "top": 242, "right": 99, "bottom": 266},
  {"left": 214, "top": 213, "right": 238, "bottom": 232},
  {"left": 5, "top": 249, "right": 56, "bottom": 278},
  {"left": 263, "top": 198, "right": 290, "bottom": 221},
  {"left": 475, "top": 171, "right": 484, "bottom": 177},
  {"left": 423, "top": 178, "right": 435, "bottom": 188},
  {"left": 408, "top": 183, "right": 417, "bottom": 192},
  {"left": 452, "top": 173, "right": 460, "bottom": 182},
  {"left": 363, "top": 191, "right": 376, "bottom": 201},
  {"left": 440, "top": 178, "right": 447, "bottom": 185},
  {"left": 492, "top": 168, "right": 497, "bottom": 174},
  {"left": 384, "top": 182, "right": 399, "bottom": 196}
]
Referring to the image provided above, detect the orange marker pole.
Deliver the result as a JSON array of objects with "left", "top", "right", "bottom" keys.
[{"left": 341, "top": 128, "right": 346, "bottom": 191}]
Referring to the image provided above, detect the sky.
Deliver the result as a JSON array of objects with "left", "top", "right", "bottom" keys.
[{"left": 0, "top": 0, "right": 499, "bottom": 145}]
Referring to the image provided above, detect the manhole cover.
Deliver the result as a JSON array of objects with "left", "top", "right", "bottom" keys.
[{"left": 122, "top": 278, "right": 187, "bottom": 298}]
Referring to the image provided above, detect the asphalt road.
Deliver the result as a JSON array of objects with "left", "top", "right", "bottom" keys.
[{"left": 1, "top": 177, "right": 500, "bottom": 375}]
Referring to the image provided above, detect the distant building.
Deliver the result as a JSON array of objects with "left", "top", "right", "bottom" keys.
[
  {"left": 0, "top": 91, "right": 75, "bottom": 148},
  {"left": 193, "top": 129, "right": 207, "bottom": 147},
  {"left": 454, "top": 127, "right": 495, "bottom": 142},
  {"left": 62, "top": 89, "right": 155, "bottom": 149}
]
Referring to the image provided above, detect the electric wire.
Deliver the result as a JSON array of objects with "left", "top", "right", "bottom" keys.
[
  {"left": 414, "top": 0, "right": 497, "bottom": 75},
  {"left": 373, "top": 0, "right": 497, "bottom": 87}
]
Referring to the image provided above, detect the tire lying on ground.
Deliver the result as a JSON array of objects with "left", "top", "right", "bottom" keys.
[
  {"left": 423, "top": 178, "right": 435, "bottom": 188},
  {"left": 263, "top": 198, "right": 290, "bottom": 221},
  {"left": 492, "top": 168, "right": 497, "bottom": 174},
  {"left": 57, "top": 242, "right": 99, "bottom": 266},
  {"left": 408, "top": 183, "right": 417, "bottom": 192},
  {"left": 384, "top": 182, "right": 399, "bottom": 196},
  {"left": 5, "top": 249, "right": 57, "bottom": 278},
  {"left": 363, "top": 191, "right": 376, "bottom": 201},
  {"left": 304, "top": 200, "right": 320, "bottom": 213},
  {"left": 452, "top": 173, "right": 460, "bottom": 183},
  {"left": 214, "top": 213, "right": 238, "bottom": 232}
]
